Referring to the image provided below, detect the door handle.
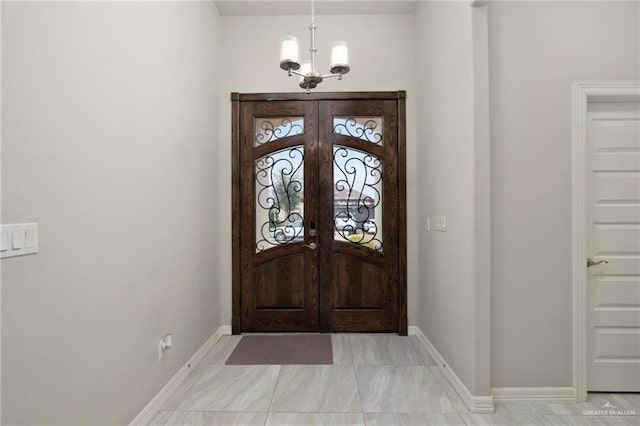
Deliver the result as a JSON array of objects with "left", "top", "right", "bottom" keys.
[
  {"left": 304, "top": 242, "right": 317, "bottom": 250},
  {"left": 587, "top": 257, "right": 608, "bottom": 267}
]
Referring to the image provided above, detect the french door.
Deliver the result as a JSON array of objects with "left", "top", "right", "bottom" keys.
[{"left": 232, "top": 92, "right": 406, "bottom": 334}]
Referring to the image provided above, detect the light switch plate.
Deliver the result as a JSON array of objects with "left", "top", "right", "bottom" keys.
[
  {"left": 1, "top": 223, "right": 38, "bottom": 258},
  {"left": 434, "top": 216, "right": 447, "bottom": 232}
]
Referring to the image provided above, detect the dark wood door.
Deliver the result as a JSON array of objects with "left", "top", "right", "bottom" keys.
[{"left": 232, "top": 92, "right": 406, "bottom": 334}]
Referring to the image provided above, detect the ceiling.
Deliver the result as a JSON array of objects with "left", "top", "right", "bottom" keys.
[{"left": 214, "top": 1, "right": 419, "bottom": 16}]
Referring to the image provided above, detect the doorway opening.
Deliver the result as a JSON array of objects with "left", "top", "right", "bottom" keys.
[{"left": 231, "top": 92, "right": 407, "bottom": 334}]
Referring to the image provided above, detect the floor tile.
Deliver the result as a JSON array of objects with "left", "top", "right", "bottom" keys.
[
  {"left": 350, "top": 334, "right": 423, "bottom": 365},
  {"left": 166, "top": 336, "right": 243, "bottom": 399},
  {"left": 408, "top": 336, "right": 437, "bottom": 366},
  {"left": 426, "top": 367, "right": 471, "bottom": 413},
  {"left": 266, "top": 412, "right": 365, "bottom": 426},
  {"left": 460, "top": 413, "right": 567, "bottom": 425},
  {"left": 332, "top": 334, "right": 353, "bottom": 365},
  {"left": 559, "top": 415, "right": 639, "bottom": 425},
  {"left": 270, "top": 365, "right": 361, "bottom": 413},
  {"left": 175, "top": 365, "right": 280, "bottom": 411},
  {"left": 357, "top": 365, "right": 459, "bottom": 413},
  {"left": 494, "top": 402, "right": 555, "bottom": 416},
  {"left": 159, "top": 367, "right": 206, "bottom": 411},
  {"left": 150, "top": 411, "right": 267, "bottom": 425},
  {"left": 546, "top": 393, "right": 640, "bottom": 416},
  {"left": 151, "top": 334, "right": 639, "bottom": 426},
  {"left": 617, "top": 393, "right": 640, "bottom": 409},
  {"left": 364, "top": 413, "right": 466, "bottom": 425},
  {"left": 201, "top": 335, "right": 242, "bottom": 365}
]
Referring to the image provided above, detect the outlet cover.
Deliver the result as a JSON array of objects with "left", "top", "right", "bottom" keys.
[{"left": 434, "top": 216, "right": 447, "bottom": 232}]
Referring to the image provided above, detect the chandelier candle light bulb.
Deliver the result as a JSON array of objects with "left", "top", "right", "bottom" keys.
[
  {"left": 299, "top": 61, "right": 311, "bottom": 83},
  {"left": 280, "top": 36, "right": 301, "bottom": 73},
  {"left": 330, "top": 41, "right": 350, "bottom": 77},
  {"left": 279, "top": 0, "right": 351, "bottom": 92}
]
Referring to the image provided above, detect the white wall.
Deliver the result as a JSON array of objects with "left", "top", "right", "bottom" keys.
[
  {"left": 216, "top": 13, "right": 418, "bottom": 325},
  {"left": 1, "top": 2, "right": 222, "bottom": 424},
  {"left": 489, "top": 1, "right": 640, "bottom": 388},
  {"left": 415, "top": 0, "right": 487, "bottom": 395}
]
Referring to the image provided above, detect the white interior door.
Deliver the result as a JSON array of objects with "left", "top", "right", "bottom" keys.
[{"left": 586, "top": 103, "right": 640, "bottom": 391}]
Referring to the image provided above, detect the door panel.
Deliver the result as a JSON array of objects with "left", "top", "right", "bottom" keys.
[
  {"left": 332, "top": 254, "right": 387, "bottom": 309},
  {"left": 233, "top": 93, "right": 405, "bottom": 334},
  {"left": 318, "top": 100, "right": 399, "bottom": 332},
  {"left": 240, "top": 100, "right": 318, "bottom": 331},
  {"left": 254, "top": 254, "right": 305, "bottom": 309},
  {"left": 587, "top": 108, "right": 640, "bottom": 391}
]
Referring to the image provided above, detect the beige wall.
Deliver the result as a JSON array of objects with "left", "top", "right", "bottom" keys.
[
  {"left": 489, "top": 1, "right": 640, "bottom": 388},
  {"left": 414, "top": 0, "right": 483, "bottom": 395},
  {"left": 415, "top": 0, "right": 639, "bottom": 398},
  {"left": 216, "top": 13, "right": 418, "bottom": 326},
  {"left": 1, "top": 2, "right": 222, "bottom": 424}
]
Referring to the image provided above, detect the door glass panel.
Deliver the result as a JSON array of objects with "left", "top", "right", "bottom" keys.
[
  {"left": 333, "top": 117, "right": 383, "bottom": 145},
  {"left": 255, "top": 147, "right": 304, "bottom": 252},
  {"left": 333, "top": 146, "right": 383, "bottom": 251},
  {"left": 255, "top": 117, "right": 304, "bottom": 146}
]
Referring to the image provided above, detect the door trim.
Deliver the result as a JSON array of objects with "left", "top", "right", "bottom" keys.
[
  {"left": 230, "top": 91, "right": 407, "bottom": 335},
  {"left": 571, "top": 81, "right": 640, "bottom": 402}
]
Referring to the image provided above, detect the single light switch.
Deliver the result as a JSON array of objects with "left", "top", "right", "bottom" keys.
[
  {"left": 12, "top": 230, "right": 24, "bottom": 249},
  {"left": 25, "top": 228, "right": 36, "bottom": 248},
  {"left": 0, "top": 231, "right": 9, "bottom": 251}
]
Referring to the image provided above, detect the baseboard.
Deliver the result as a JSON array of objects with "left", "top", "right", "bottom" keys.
[
  {"left": 130, "top": 325, "right": 232, "bottom": 425},
  {"left": 492, "top": 387, "right": 576, "bottom": 402},
  {"left": 408, "top": 325, "right": 495, "bottom": 413}
]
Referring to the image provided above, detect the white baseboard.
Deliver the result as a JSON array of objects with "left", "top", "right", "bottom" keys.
[
  {"left": 408, "top": 325, "right": 495, "bottom": 413},
  {"left": 130, "top": 325, "right": 232, "bottom": 425},
  {"left": 492, "top": 387, "right": 576, "bottom": 402}
]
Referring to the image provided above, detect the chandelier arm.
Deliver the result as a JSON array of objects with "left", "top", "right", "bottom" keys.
[
  {"left": 320, "top": 73, "right": 343, "bottom": 79},
  {"left": 289, "top": 69, "right": 307, "bottom": 78}
]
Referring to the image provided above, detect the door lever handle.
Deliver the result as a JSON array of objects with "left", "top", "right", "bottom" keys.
[
  {"left": 304, "top": 242, "right": 317, "bottom": 250},
  {"left": 587, "top": 258, "right": 608, "bottom": 267}
]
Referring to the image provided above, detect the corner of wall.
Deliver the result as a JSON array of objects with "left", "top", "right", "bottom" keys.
[
  {"left": 409, "top": 326, "right": 495, "bottom": 413},
  {"left": 414, "top": 0, "right": 492, "bottom": 400},
  {"left": 471, "top": 2, "right": 492, "bottom": 398}
]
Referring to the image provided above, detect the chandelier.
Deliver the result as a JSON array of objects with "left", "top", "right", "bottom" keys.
[{"left": 279, "top": 0, "right": 350, "bottom": 92}]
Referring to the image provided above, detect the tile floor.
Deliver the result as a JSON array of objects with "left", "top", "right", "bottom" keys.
[{"left": 150, "top": 334, "right": 640, "bottom": 425}]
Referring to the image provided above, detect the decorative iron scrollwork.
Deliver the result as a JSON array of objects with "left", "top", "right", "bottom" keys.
[
  {"left": 333, "top": 146, "right": 383, "bottom": 251},
  {"left": 333, "top": 117, "right": 383, "bottom": 145},
  {"left": 255, "top": 147, "right": 304, "bottom": 252},
  {"left": 255, "top": 117, "right": 304, "bottom": 146}
]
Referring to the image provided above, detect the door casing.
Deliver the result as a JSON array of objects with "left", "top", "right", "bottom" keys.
[
  {"left": 571, "top": 81, "right": 640, "bottom": 402},
  {"left": 231, "top": 91, "right": 407, "bottom": 335}
]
